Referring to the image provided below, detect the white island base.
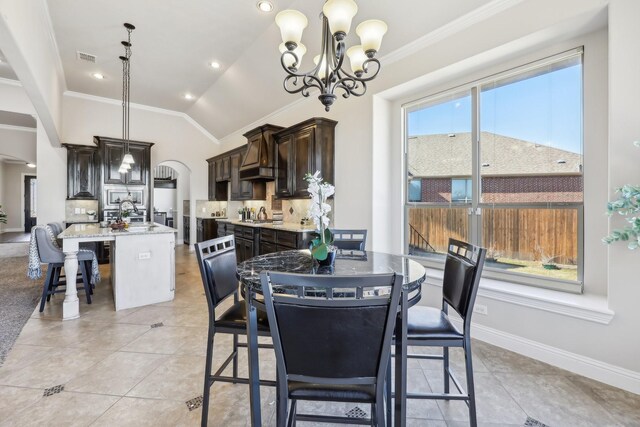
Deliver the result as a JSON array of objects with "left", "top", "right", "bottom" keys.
[
  {"left": 59, "top": 223, "right": 176, "bottom": 319},
  {"left": 111, "top": 232, "right": 175, "bottom": 311}
]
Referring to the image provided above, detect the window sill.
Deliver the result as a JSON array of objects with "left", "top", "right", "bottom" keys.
[{"left": 423, "top": 268, "right": 614, "bottom": 325}]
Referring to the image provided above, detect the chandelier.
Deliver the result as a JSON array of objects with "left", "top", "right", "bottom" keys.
[
  {"left": 118, "top": 23, "right": 135, "bottom": 175},
  {"left": 275, "top": 0, "right": 387, "bottom": 111}
]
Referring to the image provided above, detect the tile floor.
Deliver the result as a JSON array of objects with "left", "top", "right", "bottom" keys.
[
  {"left": 0, "top": 245, "right": 639, "bottom": 426},
  {"left": 0, "top": 232, "right": 30, "bottom": 244}
]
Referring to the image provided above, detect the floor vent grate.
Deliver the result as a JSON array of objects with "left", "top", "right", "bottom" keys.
[
  {"left": 43, "top": 384, "right": 64, "bottom": 397},
  {"left": 186, "top": 395, "right": 203, "bottom": 411},
  {"left": 345, "top": 406, "right": 368, "bottom": 419},
  {"left": 150, "top": 322, "right": 164, "bottom": 328},
  {"left": 524, "top": 417, "right": 551, "bottom": 427}
]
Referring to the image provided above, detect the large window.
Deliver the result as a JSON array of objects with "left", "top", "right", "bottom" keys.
[{"left": 405, "top": 49, "right": 583, "bottom": 291}]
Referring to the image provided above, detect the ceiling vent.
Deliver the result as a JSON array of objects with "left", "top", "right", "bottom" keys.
[{"left": 76, "top": 51, "right": 97, "bottom": 63}]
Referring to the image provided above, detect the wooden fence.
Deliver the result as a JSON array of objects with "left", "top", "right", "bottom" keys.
[{"left": 408, "top": 207, "right": 578, "bottom": 265}]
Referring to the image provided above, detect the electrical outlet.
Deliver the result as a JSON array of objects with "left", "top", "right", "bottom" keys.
[
  {"left": 81, "top": 208, "right": 86, "bottom": 214},
  {"left": 202, "top": 207, "right": 206, "bottom": 213},
  {"left": 138, "top": 252, "right": 151, "bottom": 260},
  {"left": 473, "top": 304, "right": 488, "bottom": 315},
  {"left": 74, "top": 208, "right": 81, "bottom": 214}
]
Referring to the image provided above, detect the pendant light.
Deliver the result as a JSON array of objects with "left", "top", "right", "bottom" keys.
[{"left": 118, "top": 23, "right": 135, "bottom": 174}]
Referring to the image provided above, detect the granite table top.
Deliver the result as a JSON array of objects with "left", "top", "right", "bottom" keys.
[
  {"left": 59, "top": 222, "right": 177, "bottom": 239},
  {"left": 236, "top": 249, "right": 426, "bottom": 293}
]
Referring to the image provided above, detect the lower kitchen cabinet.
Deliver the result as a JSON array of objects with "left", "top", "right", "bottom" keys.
[
  {"left": 258, "top": 228, "right": 313, "bottom": 254},
  {"left": 196, "top": 218, "right": 218, "bottom": 243},
  {"left": 234, "top": 225, "right": 258, "bottom": 263},
  {"left": 183, "top": 216, "right": 190, "bottom": 245}
]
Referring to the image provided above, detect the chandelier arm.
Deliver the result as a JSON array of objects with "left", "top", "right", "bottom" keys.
[{"left": 283, "top": 74, "right": 323, "bottom": 96}]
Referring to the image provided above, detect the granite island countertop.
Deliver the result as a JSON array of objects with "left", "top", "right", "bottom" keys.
[
  {"left": 217, "top": 219, "right": 316, "bottom": 233},
  {"left": 59, "top": 222, "right": 177, "bottom": 239}
]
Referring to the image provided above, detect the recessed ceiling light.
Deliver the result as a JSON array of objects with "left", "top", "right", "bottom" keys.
[
  {"left": 92, "top": 72, "right": 104, "bottom": 79},
  {"left": 257, "top": 1, "right": 273, "bottom": 12},
  {"left": 26, "top": 163, "right": 36, "bottom": 168},
  {"left": 184, "top": 93, "right": 194, "bottom": 100},
  {"left": 210, "top": 61, "right": 221, "bottom": 69}
]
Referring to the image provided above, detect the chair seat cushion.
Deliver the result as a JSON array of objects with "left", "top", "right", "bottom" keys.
[
  {"left": 288, "top": 381, "right": 376, "bottom": 403},
  {"left": 214, "top": 300, "right": 270, "bottom": 332},
  {"left": 405, "top": 306, "right": 463, "bottom": 341}
]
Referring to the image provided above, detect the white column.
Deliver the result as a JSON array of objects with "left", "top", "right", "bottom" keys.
[{"left": 62, "top": 238, "right": 80, "bottom": 320}]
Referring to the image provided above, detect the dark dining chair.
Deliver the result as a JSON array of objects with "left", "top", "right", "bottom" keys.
[
  {"left": 261, "top": 271, "right": 402, "bottom": 426},
  {"left": 392, "top": 238, "right": 486, "bottom": 427},
  {"left": 35, "top": 226, "right": 93, "bottom": 312},
  {"left": 332, "top": 229, "right": 368, "bottom": 250},
  {"left": 195, "top": 235, "right": 274, "bottom": 427}
]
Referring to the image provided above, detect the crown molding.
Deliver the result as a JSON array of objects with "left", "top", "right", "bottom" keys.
[
  {"left": 0, "top": 124, "right": 36, "bottom": 133},
  {"left": 381, "top": 0, "right": 525, "bottom": 66},
  {"left": 0, "top": 77, "right": 22, "bottom": 87},
  {"left": 64, "top": 91, "right": 219, "bottom": 144}
]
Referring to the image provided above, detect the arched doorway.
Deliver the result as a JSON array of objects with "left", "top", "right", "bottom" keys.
[{"left": 153, "top": 160, "right": 191, "bottom": 243}]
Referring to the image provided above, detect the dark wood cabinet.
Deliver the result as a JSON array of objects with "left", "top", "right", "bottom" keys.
[
  {"left": 196, "top": 218, "right": 218, "bottom": 243},
  {"left": 228, "top": 147, "right": 265, "bottom": 201},
  {"left": 229, "top": 150, "right": 242, "bottom": 200},
  {"left": 214, "top": 156, "right": 231, "bottom": 182},
  {"left": 95, "top": 137, "right": 152, "bottom": 186},
  {"left": 183, "top": 216, "right": 190, "bottom": 245},
  {"left": 274, "top": 118, "right": 337, "bottom": 198},
  {"left": 234, "top": 224, "right": 259, "bottom": 263},
  {"left": 206, "top": 159, "right": 228, "bottom": 201},
  {"left": 258, "top": 227, "right": 313, "bottom": 255},
  {"left": 64, "top": 144, "right": 98, "bottom": 199}
]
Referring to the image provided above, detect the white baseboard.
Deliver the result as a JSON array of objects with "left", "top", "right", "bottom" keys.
[
  {"left": 451, "top": 318, "right": 640, "bottom": 395},
  {"left": 0, "top": 227, "right": 24, "bottom": 233}
]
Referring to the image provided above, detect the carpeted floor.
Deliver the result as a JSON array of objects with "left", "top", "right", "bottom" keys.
[{"left": 0, "top": 255, "right": 42, "bottom": 365}]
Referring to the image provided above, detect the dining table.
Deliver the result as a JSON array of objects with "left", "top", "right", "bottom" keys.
[{"left": 236, "top": 248, "right": 427, "bottom": 426}]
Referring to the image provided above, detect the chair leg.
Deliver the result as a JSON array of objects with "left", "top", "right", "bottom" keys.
[
  {"left": 39, "top": 265, "right": 54, "bottom": 312},
  {"left": 375, "top": 390, "right": 385, "bottom": 427},
  {"left": 79, "top": 261, "right": 92, "bottom": 304},
  {"left": 287, "top": 399, "right": 297, "bottom": 427},
  {"left": 464, "top": 340, "right": 477, "bottom": 427},
  {"left": 201, "top": 327, "right": 215, "bottom": 427},
  {"left": 86, "top": 261, "right": 94, "bottom": 294},
  {"left": 276, "top": 368, "right": 287, "bottom": 427},
  {"left": 49, "top": 267, "right": 61, "bottom": 300},
  {"left": 232, "top": 333, "right": 239, "bottom": 383},
  {"left": 443, "top": 346, "right": 450, "bottom": 394},
  {"left": 385, "top": 356, "right": 392, "bottom": 427}
]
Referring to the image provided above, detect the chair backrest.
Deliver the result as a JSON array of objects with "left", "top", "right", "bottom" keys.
[
  {"left": 35, "top": 226, "right": 64, "bottom": 264},
  {"left": 47, "top": 222, "right": 63, "bottom": 237},
  {"left": 261, "top": 271, "right": 402, "bottom": 389},
  {"left": 442, "top": 238, "right": 486, "bottom": 327},
  {"left": 195, "top": 235, "right": 238, "bottom": 315},
  {"left": 332, "top": 229, "right": 367, "bottom": 251}
]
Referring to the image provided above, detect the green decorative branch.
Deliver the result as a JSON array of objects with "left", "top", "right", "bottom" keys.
[
  {"left": 603, "top": 141, "right": 640, "bottom": 249},
  {"left": 0, "top": 205, "right": 6, "bottom": 224}
]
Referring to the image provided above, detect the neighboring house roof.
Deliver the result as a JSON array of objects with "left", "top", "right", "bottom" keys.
[{"left": 408, "top": 132, "right": 582, "bottom": 177}]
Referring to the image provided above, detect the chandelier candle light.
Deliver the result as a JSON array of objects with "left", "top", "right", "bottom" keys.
[
  {"left": 275, "top": 0, "right": 387, "bottom": 111},
  {"left": 118, "top": 23, "right": 136, "bottom": 175}
]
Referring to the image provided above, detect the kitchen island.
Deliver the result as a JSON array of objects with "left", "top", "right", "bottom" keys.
[{"left": 58, "top": 223, "right": 177, "bottom": 320}]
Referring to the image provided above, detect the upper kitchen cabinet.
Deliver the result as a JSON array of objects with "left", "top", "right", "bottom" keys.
[
  {"left": 95, "top": 136, "right": 153, "bottom": 186},
  {"left": 215, "top": 156, "right": 231, "bottom": 182},
  {"left": 64, "top": 144, "right": 98, "bottom": 200},
  {"left": 274, "top": 117, "right": 337, "bottom": 198},
  {"left": 206, "top": 157, "right": 228, "bottom": 201},
  {"left": 229, "top": 147, "right": 266, "bottom": 201},
  {"left": 240, "top": 124, "right": 284, "bottom": 180}
]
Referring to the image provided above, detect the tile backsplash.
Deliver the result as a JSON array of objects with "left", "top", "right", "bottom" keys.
[{"left": 65, "top": 200, "right": 99, "bottom": 222}]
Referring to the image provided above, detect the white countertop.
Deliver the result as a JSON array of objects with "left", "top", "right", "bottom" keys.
[
  {"left": 59, "top": 222, "right": 177, "bottom": 239},
  {"left": 217, "top": 219, "right": 316, "bottom": 233}
]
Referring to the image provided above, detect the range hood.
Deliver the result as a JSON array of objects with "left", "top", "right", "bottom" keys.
[{"left": 239, "top": 124, "right": 284, "bottom": 180}]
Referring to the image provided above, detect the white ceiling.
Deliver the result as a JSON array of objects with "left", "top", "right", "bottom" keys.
[{"left": 46, "top": 0, "right": 492, "bottom": 139}]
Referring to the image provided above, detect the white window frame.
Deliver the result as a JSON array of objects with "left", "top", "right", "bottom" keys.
[{"left": 403, "top": 48, "right": 584, "bottom": 293}]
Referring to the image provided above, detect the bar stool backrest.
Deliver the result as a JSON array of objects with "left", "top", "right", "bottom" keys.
[
  {"left": 195, "top": 235, "right": 238, "bottom": 311},
  {"left": 35, "top": 227, "right": 64, "bottom": 264},
  {"left": 442, "top": 239, "right": 486, "bottom": 326}
]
